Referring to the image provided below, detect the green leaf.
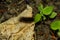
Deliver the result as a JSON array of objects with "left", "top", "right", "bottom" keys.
[
  {"left": 43, "top": 15, "right": 46, "bottom": 20},
  {"left": 43, "top": 6, "right": 54, "bottom": 15},
  {"left": 40, "top": 12, "right": 43, "bottom": 16},
  {"left": 34, "top": 14, "right": 42, "bottom": 23},
  {"left": 57, "top": 31, "right": 60, "bottom": 37},
  {"left": 49, "top": 12, "right": 57, "bottom": 18},
  {"left": 38, "top": 3, "right": 43, "bottom": 11},
  {"left": 50, "top": 20, "right": 60, "bottom": 30},
  {"left": 40, "top": 12, "right": 46, "bottom": 20}
]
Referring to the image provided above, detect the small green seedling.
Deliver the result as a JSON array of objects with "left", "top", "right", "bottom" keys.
[
  {"left": 50, "top": 20, "right": 60, "bottom": 36},
  {"left": 34, "top": 4, "right": 57, "bottom": 23}
]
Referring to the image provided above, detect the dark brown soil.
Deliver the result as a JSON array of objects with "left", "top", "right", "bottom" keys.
[
  {"left": 28, "top": 0, "right": 60, "bottom": 40},
  {"left": 33, "top": 0, "right": 60, "bottom": 40},
  {"left": 0, "top": 0, "right": 26, "bottom": 23}
]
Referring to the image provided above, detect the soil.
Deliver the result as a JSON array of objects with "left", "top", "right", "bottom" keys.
[
  {"left": 26, "top": 0, "right": 60, "bottom": 40},
  {"left": 34, "top": 0, "right": 60, "bottom": 40},
  {"left": 0, "top": 0, "right": 60, "bottom": 40}
]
